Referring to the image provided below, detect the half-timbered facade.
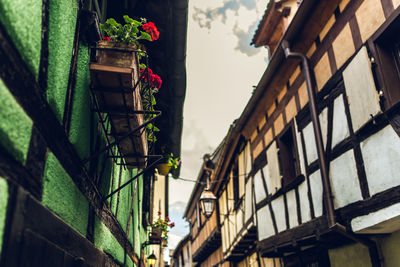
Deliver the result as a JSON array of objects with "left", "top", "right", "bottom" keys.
[
  {"left": 183, "top": 0, "right": 400, "bottom": 266},
  {"left": 183, "top": 149, "right": 229, "bottom": 267},
  {"left": 0, "top": 0, "right": 188, "bottom": 266},
  {"left": 248, "top": 0, "right": 400, "bottom": 266}
]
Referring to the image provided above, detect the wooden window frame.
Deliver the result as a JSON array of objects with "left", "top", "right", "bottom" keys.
[
  {"left": 277, "top": 122, "right": 301, "bottom": 189},
  {"left": 368, "top": 8, "right": 400, "bottom": 110}
]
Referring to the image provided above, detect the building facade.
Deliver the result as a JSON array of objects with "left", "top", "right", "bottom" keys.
[
  {"left": 170, "top": 234, "right": 192, "bottom": 267},
  {"left": 0, "top": 0, "right": 187, "bottom": 266},
  {"left": 182, "top": 0, "right": 400, "bottom": 266}
]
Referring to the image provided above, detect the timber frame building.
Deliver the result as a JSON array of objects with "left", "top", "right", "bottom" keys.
[
  {"left": 0, "top": 0, "right": 188, "bottom": 266},
  {"left": 183, "top": 0, "right": 400, "bottom": 266}
]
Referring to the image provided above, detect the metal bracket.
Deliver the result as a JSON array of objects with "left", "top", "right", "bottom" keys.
[{"left": 104, "top": 154, "right": 163, "bottom": 199}]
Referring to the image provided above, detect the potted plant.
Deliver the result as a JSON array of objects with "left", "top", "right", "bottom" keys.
[
  {"left": 157, "top": 153, "right": 181, "bottom": 176},
  {"left": 89, "top": 15, "right": 161, "bottom": 168},
  {"left": 97, "top": 15, "right": 158, "bottom": 68},
  {"left": 151, "top": 211, "right": 174, "bottom": 241}
]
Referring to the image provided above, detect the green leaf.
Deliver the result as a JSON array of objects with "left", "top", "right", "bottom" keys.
[
  {"left": 106, "top": 18, "right": 118, "bottom": 26},
  {"left": 140, "top": 31, "right": 152, "bottom": 41},
  {"left": 140, "top": 63, "right": 147, "bottom": 69},
  {"left": 132, "top": 20, "right": 142, "bottom": 26},
  {"left": 123, "top": 15, "right": 134, "bottom": 24}
]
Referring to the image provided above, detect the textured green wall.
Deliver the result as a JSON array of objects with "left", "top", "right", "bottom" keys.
[
  {"left": 0, "top": 0, "right": 148, "bottom": 263},
  {"left": 0, "top": 0, "right": 41, "bottom": 78},
  {"left": 0, "top": 79, "right": 33, "bottom": 164},
  {"left": 42, "top": 152, "right": 89, "bottom": 236},
  {"left": 329, "top": 242, "right": 372, "bottom": 267},
  {"left": 0, "top": 177, "right": 8, "bottom": 257},
  {"left": 68, "top": 42, "right": 91, "bottom": 159},
  {"left": 46, "top": 0, "right": 77, "bottom": 122},
  {"left": 94, "top": 217, "right": 134, "bottom": 267}
]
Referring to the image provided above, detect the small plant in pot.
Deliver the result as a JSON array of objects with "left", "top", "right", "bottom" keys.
[
  {"left": 151, "top": 211, "right": 174, "bottom": 241},
  {"left": 156, "top": 153, "right": 181, "bottom": 176},
  {"left": 97, "top": 15, "right": 159, "bottom": 68}
]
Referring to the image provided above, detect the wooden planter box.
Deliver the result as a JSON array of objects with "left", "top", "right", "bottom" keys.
[
  {"left": 90, "top": 41, "right": 147, "bottom": 169},
  {"left": 150, "top": 227, "right": 163, "bottom": 240}
]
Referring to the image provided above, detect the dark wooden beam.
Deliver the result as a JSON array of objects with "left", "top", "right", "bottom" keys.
[
  {"left": 0, "top": 145, "right": 41, "bottom": 199},
  {"left": 63, "top": 5, "right": 82, "bottom": 134},
  {"left": 1, "top": 182, "right": 121, "bottom": 266}
]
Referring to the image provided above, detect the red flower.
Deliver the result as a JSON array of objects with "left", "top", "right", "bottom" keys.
[
  {"left": 140, "top": 67, "right": 162, "bottom": 89},
  {"left": 157, "top": 211, "right": 161, "bottom": 215},
  {"left": 102, "top": 36, "right": 110, "bottom": 41},
  {"left": 142, "top": 22, "right": 160, "bottom": 41},
  {"left": 166, "top": 216, "right": 170, "bottom": 222},
  {"left": 150, "top": 74, "right": 162, "bottom": 89},
  {"left": 140, "top": 67, "right": 153, "bottom": 80},
  {"left": 168, "top": 222, "right": 175, "bottom": 228}
]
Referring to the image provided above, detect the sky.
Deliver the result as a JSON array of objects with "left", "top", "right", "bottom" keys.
[{"left": 167, "top": 0, "right": 269, "bottom": 253}]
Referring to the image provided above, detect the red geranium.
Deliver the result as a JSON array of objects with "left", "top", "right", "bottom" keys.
[
  {"left": 151, "top": 74, "right": 162, "bottom": 89},
  {"left": 142, "top": 22, "right": 160, "bottom": 41},
  {"left": 140, "top": 67, "right": 153, "bottom": 80},
  {"left": 140, "top": 67, "right": 162, "bottom": 89},
  {"left": 102, "top": 36, "right": 110, "bottom": 41},
  {"left": 168, "top": 222, "right": 175, "bottom": 228}
]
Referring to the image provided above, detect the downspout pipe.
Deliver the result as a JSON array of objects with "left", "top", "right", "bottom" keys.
[
  {"left": 281, "top": 40, "right": 382, "bottom": 267},
  {"left": 281, "top": 40, "right": 335, "bottom": 227}
]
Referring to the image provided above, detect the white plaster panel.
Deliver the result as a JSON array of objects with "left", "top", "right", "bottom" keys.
[
  {"left": 310, "top": 170, "right": 324, "bottom": 217},
  {"left": 330, "top": 150, "right": 363, "bottom": 208},
  {"left": 257, "top": 205, "right": 275, "bottom": 240},
  {"left": 245, "top": 142, "right": 252, "bottom": 177},
  {"left": 262, "top": 165, "right": 271, "bottom": 193},
  {"left": 295, "top": 119, "right": 307, "bottom": 175},
  {"left": 236, "top": 207, "right": 244, "bottom": 233},
  {"left": 352, "top": 202, "right": 400, "bottom": 234},
  {"left": 303, "top": 123, "right": 318, "bottom": 163},
  {"left": 343, "top": 46, "right": 380, "bottom": 132},
  {"left": 362, "top": 125, "right": 400, "bottom": 196},
  {"left": 271, "top": 195, "right": 287, "bottom": 233},
  {"left": 266, "top": 141, "right": 281, "bottom": 194},
  {"left": 229, "top": 213, "right": 236, "bottom": 242},
  {"left": 320, "top": 107, "right": 328, "bottom": 146},
  {"left": 303, "top": 108, "right": 329, "bottom": 164},
  {"left": 245, "top": 178, "right": 253, "bottom": 222},
  {"left": 332, "top": 95, "right": 350, "bottom": 148},
  {"left": 222, "top": 223, "right": 227, "bottom": 251},
  {"left": 286, "top": 189, "right": 299, "bottom": 228},
  {"left": 254, "top": 171, "right": 266, "bottom": 203},
  {"left": 298, "top": 181, "right": 312, "bottom": 223}
]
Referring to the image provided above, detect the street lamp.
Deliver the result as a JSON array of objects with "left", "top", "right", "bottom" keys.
[
  {"left": 148, "top": 252, "right": 157, "bottom": 266},
  {"left": 199, "top": 175, "right": 217, "bottom": 218}
]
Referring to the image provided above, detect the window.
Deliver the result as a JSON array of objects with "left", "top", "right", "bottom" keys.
[
  {"left": 371, "top": 12, "right": 400, "bottom": 109},
  {"left": 277, "top": 124, "right": 300, "bottom": 188}
]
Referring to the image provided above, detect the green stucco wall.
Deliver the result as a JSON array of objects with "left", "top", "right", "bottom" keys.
[
  {"left": 0, "top": 0, "right": 148, "bottom": 264},
  {"left": 68, "top": 42, "right": 91, "bottom": 160},
  {"left": 0, "top": 79, "right": 33, "bottom": 164},
  {"left": 0, "top": 177, "right": 8, "bottom": 257},
  {"left": 0, "top": 0, "right": 41, "bottom": 78},
  {"left": 42, "top": 152, "right": 89, "bottom": 236},
  {"left": 94, "top": 217, "right": 134, "bottom": 267},
  {"left": 46, "top": 0, "right": 77, "bottom": 122},
  {"left": 379, "top": 230, "right": 400, "bottom": 267},
  {"left": 329, "top": 242, "right": 372, "bottom": 267}
]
